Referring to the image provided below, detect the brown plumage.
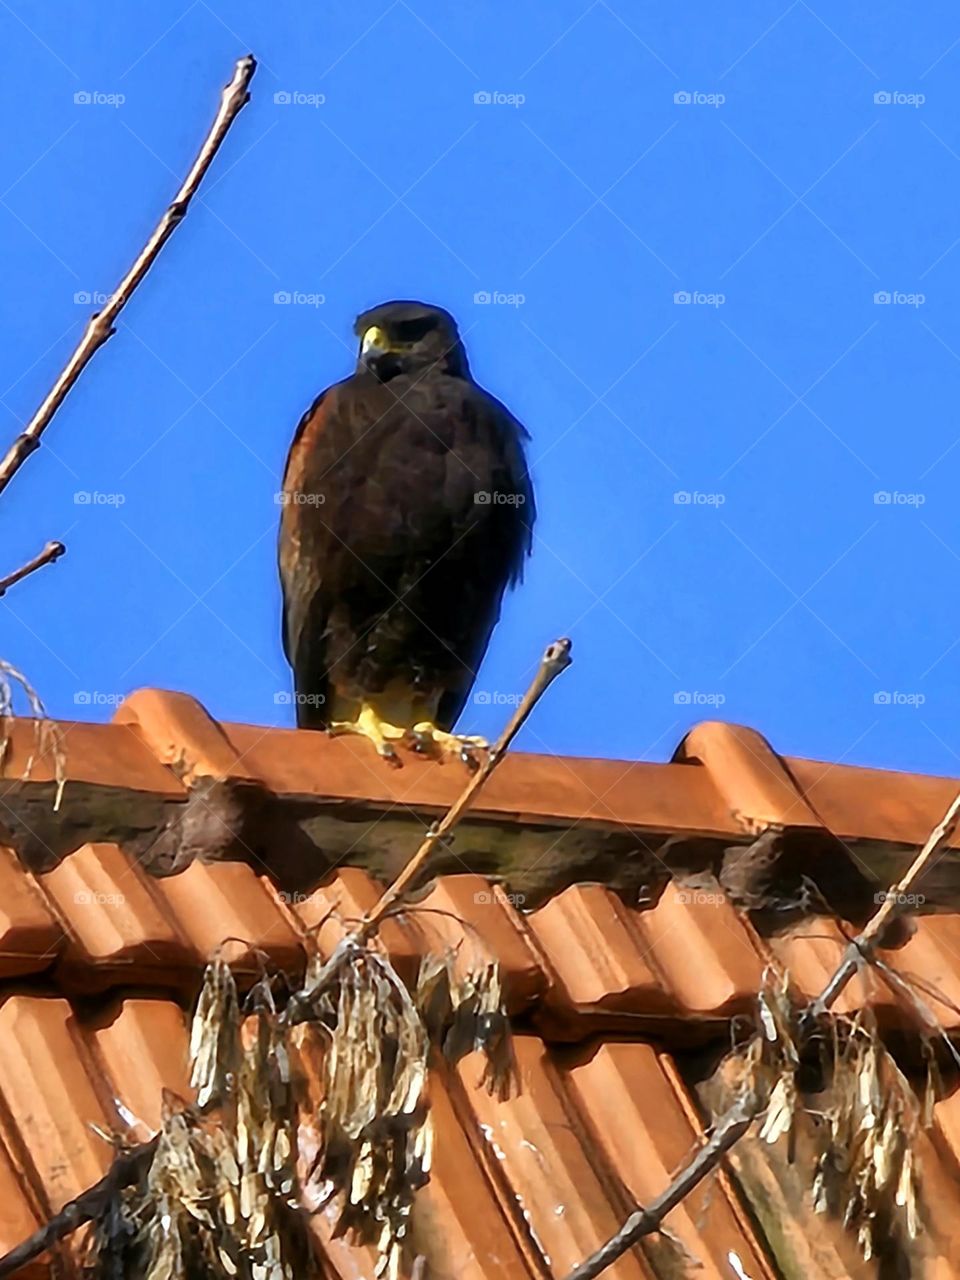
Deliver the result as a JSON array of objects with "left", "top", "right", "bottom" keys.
[{"left": 278, "top": 301, "right": 534, "bottom": 753}]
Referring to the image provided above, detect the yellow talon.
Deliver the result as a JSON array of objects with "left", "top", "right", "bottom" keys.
[
  {"left": 410, "top": 721, "right": 489, "bottom": 768},
  {"left": 330, "top": 703, "right": 407, "bottom": 764}
]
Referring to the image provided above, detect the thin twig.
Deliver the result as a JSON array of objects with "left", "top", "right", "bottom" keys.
[
  {"left": 0, "top": 540, "right": 65, "bottom": 598},
  {"left": 564, "top": 1101, "right": 755, "bottom": 1280},
  {"left": 562, "top": 780, "right": 960, "bottom": 1280},
  {"left": 0, "top": 54, "right": 257, "bottom": 499},
  {"left": 809, "top": 785, "right": 960, "bottom": 1016},
  {"left": 360, "top": 637, "right": 572, "bottom": 938}
]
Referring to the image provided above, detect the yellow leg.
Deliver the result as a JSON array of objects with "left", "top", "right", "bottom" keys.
[
  {"left": 329, "top": 703, "right": 407, "bottom": 765},
  {"left": 410, "top": 721, "right": 489, "bottom": 768}
]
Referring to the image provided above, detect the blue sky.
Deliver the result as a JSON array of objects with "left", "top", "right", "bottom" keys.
[{"left": 2, "top": 1, "right": 960, "bottom": 774}]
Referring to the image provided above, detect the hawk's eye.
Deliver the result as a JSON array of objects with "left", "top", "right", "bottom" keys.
[{"left": 394, "top": 318, "right": 435, "bottom": 344}]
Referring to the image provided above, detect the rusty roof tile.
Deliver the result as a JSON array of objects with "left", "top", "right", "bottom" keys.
[
  {"left": 286, "top": 866, "right": 424, "bottom": 983},
  {"left": 765, "top": 916, "right": 876, "bottom": 1018},
  {"left": 0, "top": 845, "right": 62, "bottom": 977},
  {"left": 677, "top": 721, "right": 823, "bottom": 834},
  {"left": 39, "top": 842, "right": 196, "bottom": 990},
  {"left": 411, "top": 1072, "right": 538, "bottom": 1279},
  {"left": 3, "top": 696, "right": 960, "bottom": 1277},
  {"left": 565, "top": 1040, "right": 772, "bottom": 1280},
  {"left": 0, "top": 1139, "right": 42, "bottom": 1279},
  {"left": 84, "top": 997, "right": 192, "bottom": 1139},
  {"left": 1, "top": 717, "right": 183, "bottom": 796},
  {"left": 633, "top": 882, "right": 765, "bottom": 1016},
  {"left": 766, "top": 913, "right": 960, "bottom": 1029},
  {"left": 458, "top": 1037, "right": 653, "bottom": 1279},
  {"left": 115, "top": 689, "right": 258, "bottom": 785},
  {"left": 409, "top": 876, "right": 545, "bottom": 1014},
  {"left": 883, "top": 914, "right": 960, "bottom": 1031},
  {"left": 785, "top": 754, "right": 960, "bottom": 850},
  {"left": 527, "top": 885, "right": 672, "bottom": 1029},
  {"left": 0, "top": 996, "right": 113, "bottom": 1211},
  {"left": 221, "top": 719, "right": 738, "bottom": 836},
  {"left": 286, "top": 870, "right": 545, "bottom": 1013},
  {"left": 151, "top": 858, "right": 304, "bottom": 981}
]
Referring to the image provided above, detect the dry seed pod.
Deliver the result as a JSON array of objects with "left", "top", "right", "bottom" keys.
[{"left": 189, "top": 957, "right": 241, "bottom": 1110}]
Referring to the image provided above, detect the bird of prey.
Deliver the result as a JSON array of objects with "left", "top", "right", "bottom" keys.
[{"left": 278, "top": 300, "right": 534, "bottom": 764}]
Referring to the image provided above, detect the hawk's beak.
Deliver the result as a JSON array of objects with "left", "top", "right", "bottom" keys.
[{"left": 360, "top": 325, "right": 390, "bottom": 367}]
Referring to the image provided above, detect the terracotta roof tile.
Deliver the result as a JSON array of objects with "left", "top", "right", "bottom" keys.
[
  {"left": 765, "top": 916, "right": 875, "bottom": 1017},
  {"left": 0, "top": 1141, "right": 42, "bottom": 1279},
  {"left": 632, "top": 882, "right": 764, "bottom": 1016},
  {"left": 2, "top": 693, "right": 960, "bottom": 1276},
  {"left": 0, "top": 996, "right": 113, "bottom": 1211},
  {"left": 0, "top": 845, "right": 62, "bottom": 977},
  {"left": 676, "top": 721, "right": 822, "bottom": 833},
  {"left": 84, "top": 998, "right": 192, "bottom": 1138},
  {"left": 565, "top": 1041, "right": 771, "bottom": 1280},
  {"left": 288, "top": 866, "right": 425, "bottom": 983},
  {"left": 410, "top": 875, "right": 545, "bottom": 1013},
  {"left": 411, "top": 1072, "right": 537, "bottom": 1279},
  {"left": 459, "top": 1038, "right": 653, "bottom": 1279},
  {"left": 40, "top": 842, "right": 195, "bottom": 991},
  {"left": 884, "top": 913, "right": 960, "bottom": 1031},
  {"left": 528, "top": 885, "right": 672, "bottom": 1027},
  {"left": 150, "top": 859, "right": 304, "bottom": 980}
]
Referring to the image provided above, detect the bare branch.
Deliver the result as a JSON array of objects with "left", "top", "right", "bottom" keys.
[
  {"left": 0, "top": 54, "right": 257, "bottom": 499},
  {"left": 360, "top": 637, "right": 572, "bottom": 937},
  {"left": 564, "top": 1101, "right": 755, "bottom": 1280},
  {"left": 0, "top": 540, "right": 65, "bottom": 598},
  {"left": 809, "top": 785, "right": 960, "bottom": 1016}
]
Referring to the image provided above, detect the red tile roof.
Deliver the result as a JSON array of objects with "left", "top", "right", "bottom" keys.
[{"left": 0, "top": 689, "right": 958, "bottom": 1276}]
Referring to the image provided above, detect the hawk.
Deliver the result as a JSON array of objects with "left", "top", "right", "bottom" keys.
[{"left": 278, "top": 301, "right": 534, "bottom": 763}]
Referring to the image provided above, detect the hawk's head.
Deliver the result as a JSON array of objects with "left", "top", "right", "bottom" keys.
[{"left": 354, "top": 300, "right": 470, "bottom": 382}]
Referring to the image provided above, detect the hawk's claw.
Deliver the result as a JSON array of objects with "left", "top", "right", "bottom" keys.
[
  {"left": 409, "top": 721, "right": 489, "bottom": 768},
  {"left": 330, "top": 704, "right": 407, "bottom": 766}
]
